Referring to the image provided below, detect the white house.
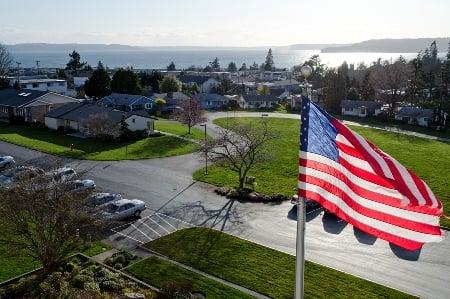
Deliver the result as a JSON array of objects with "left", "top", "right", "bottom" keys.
[
  {"left": 17, "top": 78, "right": 70, "bottom": 95},
  {"left": 178, "top": 75, "right": 219, "bottom": 93},
  {"left": 340, "top": 100, "right": 382, "bottom": 117},
  {"left": 394, "top": 107, "right": 434, "bottom": 127},
  {"left": 45, "top": 102, "right": 155, "bottom": 134}
]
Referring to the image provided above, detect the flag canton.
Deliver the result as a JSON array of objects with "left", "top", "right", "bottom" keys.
[{"left": 300, "top": 96, "right": 339, "bottom": 162}]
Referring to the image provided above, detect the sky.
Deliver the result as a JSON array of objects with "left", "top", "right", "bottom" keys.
[{"left": 0, "top": 0, "right": 449, "bottom": 47}]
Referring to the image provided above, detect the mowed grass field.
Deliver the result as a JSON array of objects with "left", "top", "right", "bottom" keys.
[
  {"left": 0, "top": 241, "right": 111, "bottom": 283},
  {"left": 0, "top": 120, "right": 203, "bottom": 161},
  {"left": 145, "top": 228, "right": 415, "bottom": 299},
  {"left": 193, "top": 117, "right": 450, "bottom": 227}
]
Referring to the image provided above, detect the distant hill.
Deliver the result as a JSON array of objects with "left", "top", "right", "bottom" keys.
[
  {"left": 6, "top": 43, "right": 146, "bottom": 52},
  {"left": 321, "top": 38, "right": 450, "bottom": 53},
  {"left": 277, "top": 43, "right": 346, "bottom": 50}
]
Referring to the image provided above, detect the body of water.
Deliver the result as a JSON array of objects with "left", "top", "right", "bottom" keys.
[{"left": 10, "top": 49, "right": 446, "bottom": 70}]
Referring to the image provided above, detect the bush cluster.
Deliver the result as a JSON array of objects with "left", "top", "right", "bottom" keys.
[{"left": 215, "top": 187, "right": 289, "bottom": 203}]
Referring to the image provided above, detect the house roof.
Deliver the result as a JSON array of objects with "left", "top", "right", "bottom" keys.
[
  {"left": 396, "top": 107, "right": 434, "bottom": 118},
  {"left": 0, "top": 89, "right": 48, "bottom": 107},
  {"left": 340, "top": 100, "right": 382, "bottom": 110},
  {"left": 243, "top": 94, "right": 279, "bottom": 102},
  {"left": 178, "top": 75, "right": 215, "bottom": 85},
  {"left": 46, "top": 102, "right": 154, "bottom": 123},
  {"left": 192, "top": 93, "right": 226, "bottom": 101},
  {"left": 154, "top": 92, "right": 191, "bottom": 101},
  {"left": 100, "top": 93, "right": 154, "bottom": 107}
]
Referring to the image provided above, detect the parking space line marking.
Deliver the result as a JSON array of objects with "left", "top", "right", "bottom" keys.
[
  {"left": 139, "top": 219, "right": 162, "bottom": 237},
  {"left": 154, "top": 214, "right": 178, "bottom": 231},
  {"left": 110, "top": 229, "right": 144, "bottom": 244},
  {"left": 147, "top": 217, "right": 171, "bottom": 234},
  {"left": 156, "top": 213, "right": 196, "bottom": 228},
  {"left": 131, "top": 223, "right": 153, "bottom": 241}
]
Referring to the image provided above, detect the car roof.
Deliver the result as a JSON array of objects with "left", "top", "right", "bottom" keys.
[{"left": 112, "top": 198, "right": 143, "bottom": 206}]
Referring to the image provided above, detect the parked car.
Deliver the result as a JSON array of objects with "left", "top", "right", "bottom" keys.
[
  {"left": 67, "top": 179, "right": 96, "bottom": 192},
  {"left": 47, "top": 167, "right": 77, "bottom": 183},
  {"left": 0, "top": 156, "right": 15, "bottom": 171},
  {"left": 87, "top": 192, "right": 122, "bottom": 208},
  {"left": 291, "top": 194, "right": 320, "bottom": 209},
  {"left": 103, "top": 199, "right": 147, "bottom": 220},
  {"left": 0, "top": 166, "right": 45, "bottom": 186}
]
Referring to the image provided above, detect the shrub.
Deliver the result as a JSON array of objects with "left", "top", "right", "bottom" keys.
[
  {"left": 72, "top": 274, "right": 95, "bottom": 289},
  {"left": 83, "top": 281, "right": 101, "bottom": 294},
  {"left": 157, "top": 280, "right": 193, "bottom": 299}
]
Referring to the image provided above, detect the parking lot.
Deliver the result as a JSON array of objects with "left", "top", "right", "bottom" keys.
[{"left": 108, "top": 212, "right": 195, "bottom": 249}]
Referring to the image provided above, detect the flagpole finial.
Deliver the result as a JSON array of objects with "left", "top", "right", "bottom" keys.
[{"left": 300, "top": 65, "right": 312, "bottom": 79}]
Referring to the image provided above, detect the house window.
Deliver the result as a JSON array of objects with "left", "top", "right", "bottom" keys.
[
  {"left": 21, "top": 84, "right": 27, "bottom": 89},
  {"left": 32, "top": 83, "right": 39, "bottom": 88},
  {"left": 145, "top": 103, "right": 152, "bottom": 109},
  {"left": 132, "top": 118, "right": 136, "bottom": 123},
  {"left": 58, "top": 82, "right": 65, "bottom": 86},
  {"left": 344, "top": 107, "right": 352, "bottom": 112}
]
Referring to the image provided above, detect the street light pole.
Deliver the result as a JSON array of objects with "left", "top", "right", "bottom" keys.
[
  {"left": 294, "top": 64, "right": 312, "bottom": 299},
  {"left": 200, "top": 124, "right": 208, "bottom": 175}
]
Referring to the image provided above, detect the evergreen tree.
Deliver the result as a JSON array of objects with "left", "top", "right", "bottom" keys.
[
  {"left": 167, "top": 61, "right": 176, "bottom": 71},
  {"left": 263, "top": 48, "right": 274, "bottom": 71},
  {"left": 324, "top": 69, "right": 346, "bottom": 114},
  {"left": 139, "top": 71, "right": 163, "bottom": 93},
  {"left": 65, "top": 51, "right": 86, "bottom": 72},
  {"left": 159, "top": 76, "right": 182, "bottom": 93},
  {"left": 210, "top": 57, "right": 220, "bottom": 71},
  {"left": 227, "top": 62, "right": 237, "bottom": 72},
  {"left": 239, "top": 63, "right": 247, "bottom": 71},
  {"left": 250, "top": 62, "right": 259, "bottom": 70},
  {"left": 110, "top": 68, "right": 142, "bottom": 95},
  {"left": 84, "top": 61, "right": 111, "bottom": 100}
]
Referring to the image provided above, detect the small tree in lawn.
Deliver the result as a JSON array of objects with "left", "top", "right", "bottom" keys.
[
  {"left": 201, "top": 119, "right": 275, "bottom": 190},
  {"left": 155, "top": 97, "right": 166, "bottom": 115},
  {"left": 81, "top": 112, "right": 120, "bottom": 139},
  {"left": 173, "top": 99, "right": 206, "bottom": 134},
  {"left": 0, "top": 161, "right": 103, "bottom": 277},
  {"left": 159, "top": 76, "right": 182, "bottom": 93}
]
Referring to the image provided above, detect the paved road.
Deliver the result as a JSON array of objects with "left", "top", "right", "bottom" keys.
[{"left": 1, "top": 122, "right": 449, "bottom": 298}]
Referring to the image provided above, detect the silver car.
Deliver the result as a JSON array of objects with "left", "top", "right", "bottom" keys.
[
  {"left": 47, "top": 167, "right": 77, "bottom": 183},
  {"left": 103, "top": 199, "right": 147, "bottom": 220},
  {"left": 87, "top": 192, "right": 122, "bottom": 208},
  {"left": 0, "top": 156, "right": 15, "bottom": 171}
]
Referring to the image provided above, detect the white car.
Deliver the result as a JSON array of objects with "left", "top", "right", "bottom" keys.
[
  {"left": 87, "top": 192, "right": 122, "bottom": 208},
  {"left": 103, "top": 199, "right": 147, "bottom": 220},
  {"left": 47, "top": 167, "right": 77, "bottom": 183},
  {"left": 67, "top": 179, "right": 96, "bottom": 192},
  {"left": 0, "top": 156, "right": 15, "bottom": 170}
]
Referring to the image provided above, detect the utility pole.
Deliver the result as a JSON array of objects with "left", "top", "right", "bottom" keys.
[
  {"left": 16, "top": 62, "right": 21, "bottom": 88},
  {"left": 36, "top": 60, "right": 40, "bottom": 75}
]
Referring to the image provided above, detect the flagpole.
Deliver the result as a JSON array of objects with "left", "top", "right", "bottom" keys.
[{"left": 295, "top": 65, "right": 312, "bottom": 299}]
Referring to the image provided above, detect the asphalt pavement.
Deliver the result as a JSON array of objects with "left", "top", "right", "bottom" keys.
[{"left": 1, "top": 114, "right": 449, "bottom": 299}]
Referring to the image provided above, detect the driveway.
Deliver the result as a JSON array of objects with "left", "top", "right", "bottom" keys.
[{"left": 1, "top": 134, "right": 449, "bottom": 298}]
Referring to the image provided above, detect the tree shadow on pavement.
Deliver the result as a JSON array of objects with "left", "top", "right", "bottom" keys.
[
  {"left": 389, "top": 243, "right": 421, "bottom": 261},
  {"left": 353, "top": 226, "right": 377, "bottom": 245},
  {"left": 163, "top": 199, "right": 246, "bottom": 235},
  {"left": 322, "top": 212, "right": 348, "bottom": 234}
]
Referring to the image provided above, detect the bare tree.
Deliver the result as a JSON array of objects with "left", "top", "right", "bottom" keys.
[
  {"left": 0, "top": 43, "right": 12, "bottom": 88},
  {"left": 369, "top": 57, "right": 411, "bottom": 112},
  {"left": 201, "top": 119, "right": 275, "bottom": 189},
  {"left": 0, "top": 162, "right": 103, "bottom": 276},
  {"left": 173, "top": 99, "right": 206, "bottom": 134},
  {"left": 81, "top": 112, "right": 120, "bottom": 139}
]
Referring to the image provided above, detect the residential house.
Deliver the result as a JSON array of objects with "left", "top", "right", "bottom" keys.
[
  {"left": 395, "top": 107, "right": 434, "bottom": 127},
  {"left": 340, "top": 100, "right": 382, "bottom": 117},
  {"left": 178, "top": 75, "right": 219, "bottom": 93},
  {"left": 242, "top": 94, "right": 279, "bottom": 109},
  {"left": 45, "top": 102, "right": 155, "bottom": 134},
  {"left": 154, "top": 92, "right": 191, "bottom": 111},
  {"left": 10, "top": 76, "right": 71, "bottom": 96},
  {"left": 192, "top": 93, "right": 227, "bottom": 109},
  {"left": 99, "top": 93, "right": 154, "bottom": 112},
  {"left": 259, "top": 71, "right": 284, "bottom": 81},
  {"left": 0, "top": 88, "right": 80, "bottom": 123}
]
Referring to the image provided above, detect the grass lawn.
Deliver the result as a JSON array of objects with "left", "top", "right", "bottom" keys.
[
  {"left": 155, "top": 119, "right": 206, "bottom": 141},
  {"left": 0, "top": 241, "right": 112, "bottom": 283},
  {"left": 193, "top": 117, "right": 450, "bottom": 227},
  {"left": 145, "top": 227, "right": 414, "bottom": 299},
  {"left": 127, "top": 256, "right": 254, "bottom": 299},
  {"left": 0, "top": 123, "right": 198, "bottom": 160}
]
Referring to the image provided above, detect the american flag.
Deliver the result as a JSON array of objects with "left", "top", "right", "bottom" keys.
[{"left": 298, "top": 97, "right": 444, "bottom": 250}]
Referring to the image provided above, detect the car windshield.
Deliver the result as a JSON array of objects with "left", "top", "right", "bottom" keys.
[{"left": 106, "top": 203, "right": 121, "bottom": 213}]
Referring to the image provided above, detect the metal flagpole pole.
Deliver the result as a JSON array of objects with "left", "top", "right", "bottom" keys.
[{"left": 295, "top": 65, "right": 312, "bottom": 299}]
